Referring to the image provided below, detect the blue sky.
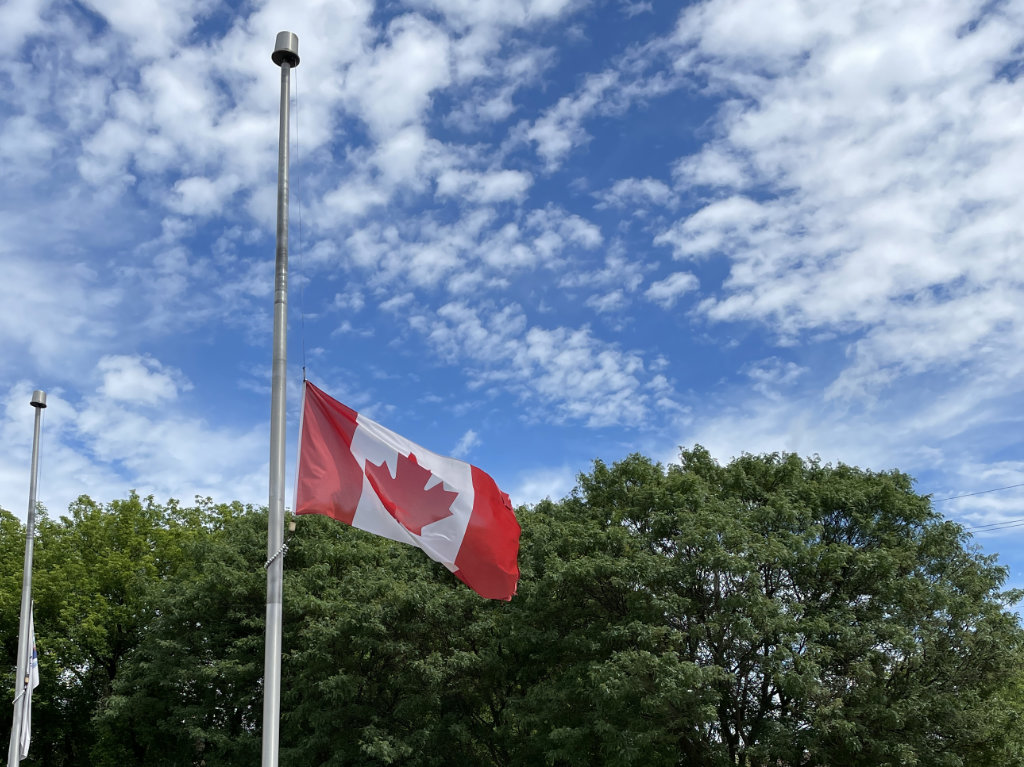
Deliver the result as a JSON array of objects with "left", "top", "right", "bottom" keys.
[{"left": 2, "top": 0, "right": 1023, "bottom": 588}]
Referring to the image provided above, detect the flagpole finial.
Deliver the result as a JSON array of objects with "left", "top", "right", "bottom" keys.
[
  {"left": 30, "top": 390, "right": 46, "bottom": 409},
  {"left": 272, "top": 31, "right": 299, "bottom": 67}
]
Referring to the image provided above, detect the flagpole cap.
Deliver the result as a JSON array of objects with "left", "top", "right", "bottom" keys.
[
  {"left": 272, "top": 31, "right": 300, "bottom": 67},
  {"left": 30, "top": 390, "right": 46, "bottom": 409}
]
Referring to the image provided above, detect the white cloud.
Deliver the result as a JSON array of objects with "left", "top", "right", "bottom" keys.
[
  {"left": 436, "top": 168, "right": 533, "bottom": 202},
  {"left": 645, "top": 271, "right": 698, "bottom": 308},
  {"left": 79, "top": 0, "right": 208, "bottom": 58},
  {"left": 322, "top": 179, "right": 393, "bottom": 221},
  {"left": 342, "top": 14, "right": 453, "bottom": 138},
  {"left": 451, "top": 428, "right": 481, "bottom": 458},
  {"left": 0, "top": 0, "right": 48, "bottom": 54},
  {"left": 521, "top": 31, "right": 688, "bottom": 169},
  {"left": 64, "top": 0, "right": 376, "bottom": 232},
  {"left": 526, "top": 205, "right": 603, "bottom": 249},
  {"left": 0, "top": 255, "right": 121, "bottom": 370},
  {"left": 0, "top": 383, "right": 125, "bottom": 518},
  {"left": 372, "top": 126, "right": 436, "bottom": 185},
  {"left": 526, "top": 71, "right": 619, "bottom": 168},
  {"left": 935, "top": 461, "right": 1024, "bottom": 533},
  {"left": 0, "top": 115, "right": 59, "bottom": 174},
  {"left": 379, "top": 292, "right": 417, "bottom": 313},
  {"left": 672, "top": 146, "right": 749, "bottom": 189},
  {"left": 410, "top": 301, "right": 669, "bottom": 427},
  {"left": 331, "top": 204, "right": 604, "bottom": 294},
  {"left": 406, "top": 0, "right": 582, "bottom": 32},
  {"left": 446, "top": 47, "right": 554, "bottom": 130},
  {"left": 668, "top": 348, "right": 1024, "bottom": 534},
  {"left": 96, "top": 355, "right": 190, "bottom": 405},
  {"left": 662, "top": 0, "right": 1024, "bottom": 399},
  {"left": 511, "top": 464, "right": 577, "bottom": 505},
  {"left": 169, "top": 175, "right": 242, "bottom": 216},
  {"left": 596, "top": 177, "right": 676, "bottom": 209},
  {"left": 332, "top": 290, "right": 366, "bottom": 313},
  {"left": 620, "top": 1, "right": 652, "bottom": 18},
  {"left": 74, "top": 396, "right": 265, "bottom": 501},
  {"left": 560, "top": 250, "right": 646, "bottom": 294},
  {"left": 585, "top": 290, "right": 628, "bottom": 314},
  {"left": 654, "top": 196, "right": 768, "bottom": 260},
  {"left": 744, "top": 357, "right": 807, "bottom": 400},
  {"left": 0, "top": 374, "right": 267, "bottom": 520}
]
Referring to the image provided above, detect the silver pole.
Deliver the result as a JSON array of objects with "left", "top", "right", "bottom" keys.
[
  {"left": 262, "top": 31, "right": 299, "bottom": 767},
  {"left": 7, "top": 391, "right": 46, "bottom": 767}
]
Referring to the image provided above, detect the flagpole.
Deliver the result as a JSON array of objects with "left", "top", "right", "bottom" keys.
[
  {"left": 262, "top": 31, "right": 299, "bottom": 767},
  {"left": 7, "top": 391, "right": 46, "bottom": 767}
]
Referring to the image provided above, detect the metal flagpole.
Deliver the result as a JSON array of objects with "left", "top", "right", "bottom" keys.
[
  {"left": 262, "top": 31, "right": 299, "bottom": 767},
  {"left": 7, "top": 390, "right": 46, "bottom": 767}
]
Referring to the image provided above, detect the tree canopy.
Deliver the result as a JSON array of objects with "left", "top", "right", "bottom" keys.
[{"left": 3, "top": 448, "right": 1023, "bottom": 766}]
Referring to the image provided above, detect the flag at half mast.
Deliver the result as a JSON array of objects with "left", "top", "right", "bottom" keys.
[
  {"left": 295, "top": 380, "right": 521, "bottom": 600},
  {"left": 18, "top": 606, "right": 40, "bottom": 760}
]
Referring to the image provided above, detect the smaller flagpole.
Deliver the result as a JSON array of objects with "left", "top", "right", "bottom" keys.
[{"left": 7, "top": 391, "right": 46, "bottom": 767}]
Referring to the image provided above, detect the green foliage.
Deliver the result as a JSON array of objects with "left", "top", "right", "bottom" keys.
[
  {"left": 91, "top": 501, "right": 264, "bottom": 766},
  {"left": 568, "top": 449, "right": 1024, "bottom": 766},
  {"left": 1, "top": 494, "right": 242, "bottom": 765},
  {"left": 1, "top": 507, "right": 25, "bottom": 700},
  {"left": 3, "top": 448, "right": 1024, "bottom": 766}
]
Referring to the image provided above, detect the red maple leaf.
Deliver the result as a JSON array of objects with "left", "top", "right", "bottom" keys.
[{"left": 364, "top": 453, "right": 458, "bottom": 535}]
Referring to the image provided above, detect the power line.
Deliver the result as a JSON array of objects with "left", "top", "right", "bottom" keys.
[
  {"left": 964, "top": 516, "right": 1024, "bottom": 531},
  {"left": 964, "top": 519, "right": 1024, "bottom": 533},
  {"left": 924, "top": 482, "right": 1024, "bottom": 534},
  {"left": 931, "top": 483, "right": 1024, "bottom": 503}
]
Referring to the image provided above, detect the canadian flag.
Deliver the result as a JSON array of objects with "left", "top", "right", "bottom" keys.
[{"left": 295, "top": 381, "right": 520, "bottom": 600}]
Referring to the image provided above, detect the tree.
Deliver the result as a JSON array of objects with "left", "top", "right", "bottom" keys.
[
  {"left": 92, "top": 500, "right": 264, "bottom": 767},
  {"left": 534, "top": 448, "right": 1024, "bottom": 766},
  {"left": 1, "top": 507, "right": 27, "bottom": 719},
  {"left": 8, "top": 447, "right": 1024, "bottom": 766},
  {"left": 136, "top": 449, "right": 1023, "bottom": 766},
  {"left": 2, "top": 494, "right": 220, "bottom": 766}
]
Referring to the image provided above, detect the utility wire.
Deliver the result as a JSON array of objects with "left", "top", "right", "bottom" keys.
[
  {"left": 923, "top": 482, "right": 1024, "bottom": 534},
  {"left": 962, "top": 518, "right": 1024, "bottom": 528},
  {"left": 965, "top": 517, "right": 1024, "bottom": 531},
  {"left": 964, "top": 519, "right": 1024, "bottom": 533},
  {"left": 931, "top": 483, "right": 1024, "bottom": 503}
]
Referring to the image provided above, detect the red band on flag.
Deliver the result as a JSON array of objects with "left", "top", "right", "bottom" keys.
[
  {"left": 295, "top": 382, "right": 362, "bottom": 525},
  {"left": 454, "top": 467, "right": 521, "bottom": 600}
]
